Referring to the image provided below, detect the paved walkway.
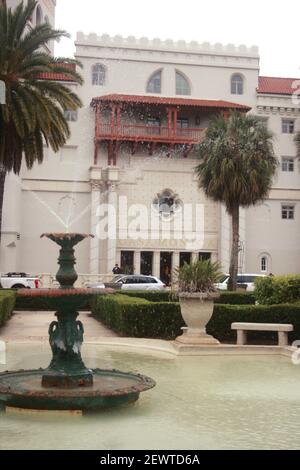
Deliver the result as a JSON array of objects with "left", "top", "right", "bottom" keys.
[{"left": 0, "top": 311, "right": 117, "bottom": 343}]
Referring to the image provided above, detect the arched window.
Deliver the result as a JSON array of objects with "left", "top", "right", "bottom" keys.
[
  {"left": 176, "top": 71, "right": 191, "bottom": 96},
  {"left": 261, "top": 256, "right": 267, "bottom": 273},
  {"left": 92, "top": 64, "right": 106, "bottom": 86},
  {"left": 146, "top": 70, "right": 162, "bottom": 93},
  {"left": 36, "top": 5, "right": 43, "bottom": 26},
  {"left": 231, "top": 74, "right": 244, "bottom": 95}
]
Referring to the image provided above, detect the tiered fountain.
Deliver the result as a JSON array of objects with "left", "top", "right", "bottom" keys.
[{"left": 0, "top": 233, "right": 155, "bottom": 411}]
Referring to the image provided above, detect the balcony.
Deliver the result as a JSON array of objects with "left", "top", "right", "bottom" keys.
[
  {"left": 91, "top": 94, "right": 251, "bottom": 165},
  {"left": 96, "top": 123, "right": 205, "bottom": 144}
]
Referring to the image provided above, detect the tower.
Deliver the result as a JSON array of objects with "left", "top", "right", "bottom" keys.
[{"left": 6, "top": 1, "right": 56, "bottom": 53}]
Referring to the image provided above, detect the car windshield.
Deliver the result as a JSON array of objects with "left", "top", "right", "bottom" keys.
[{"left": 219, "top": 275, "right": 229, "bottom": 283}]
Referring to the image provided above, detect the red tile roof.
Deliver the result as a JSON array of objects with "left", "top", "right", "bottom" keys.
[
  {"left": 91, "top": 94, "right": 251, "bottom": 111},
  {"left": 258, "top": 76, "right": 300, "bottom": 95},
  {"left": 37, "top": 72, "right": 76, "bottom": 82},
  {"left": 36, "top": 63, "right": 77, "bottom": 82}
]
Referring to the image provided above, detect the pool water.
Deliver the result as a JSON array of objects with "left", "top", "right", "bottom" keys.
[{"left": 0, "top": 343, "right": 300, "bottom": 450}]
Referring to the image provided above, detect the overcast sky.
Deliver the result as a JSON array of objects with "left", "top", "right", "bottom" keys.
[{"left": 55, "top": 0, "right": 300, "bottom": 78}]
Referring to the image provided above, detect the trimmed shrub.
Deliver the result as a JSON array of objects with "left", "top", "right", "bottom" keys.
[
  {"left": 118, "top": 290, "right": 255, "bottom": 305},
  {"left": 118, "top": 290, "right": 178, "bottom": 303},
  {"left": 16, "top": 293, "right": 92, "bottom": 311},
  {"left": 255, "top": 275, "right": 300, "bottom": 305},
  {"left": 0, "top": 290, "right": 16, "bottom": 327},
  {"left": 91, "top": 294, "right": 183, "bottom": 339},
  {"left": 208, "top": 303, "right": 300, "bottom": 343},
  {"left": 214, "top": 291, "right": 256, "bottom": 305}
]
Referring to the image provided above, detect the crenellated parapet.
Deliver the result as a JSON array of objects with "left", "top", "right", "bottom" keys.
[{"left": 76, "top": 32, "right": 259, "bottom": 58}]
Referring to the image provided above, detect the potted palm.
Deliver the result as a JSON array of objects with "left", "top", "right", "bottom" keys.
[{"left": 175, "top": 260, "right": 222, "bottom": 345}]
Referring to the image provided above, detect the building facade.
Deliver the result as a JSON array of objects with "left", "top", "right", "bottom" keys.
[{"left": 1, "top": 1, "right": 300, "bottom": 282}]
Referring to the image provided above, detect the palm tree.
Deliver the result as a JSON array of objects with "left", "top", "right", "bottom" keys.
[
  {"left": 0, "top": 0, "right": 83, "bottom": 242},
  {"left": 195, "top": 111, "right": 277, "bottom": 291}
]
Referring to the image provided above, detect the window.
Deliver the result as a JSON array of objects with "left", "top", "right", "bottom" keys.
[
  {"left": 282, "top": 205, "right": 295, "bottom": 220},
  {"left": 64, "top": 109, "right": 78, "bottom": 122},
  {"left": 147, "top": 117, "right": 161, "bottom": 135},
  {"left": 180, "top": 253, "right": 192, "bottom": 267},
  {"left": 92, "top": 64, "right": 106, "bottom": 86},
  {"left": 176, "top": 71, "right": 191, "bottom": 95},
  {"left": 121, "top": 251, "right": 134, "bottom": 274},
  {"left": 231, "top": 74, "right": 244, "bottom": 95},
  {"left": 146, "top": 71, "right": 162, "bottom": 93},
  {"left": 281, "top": 157, "right": 294, "bottom": 172},
  {"left": 141, "top": 252, "right": 153, "bottom": 276},
  {"left": 261, "top": 257, "right": 268, "bottom": 273},
  {"left": 177, "top": 118, "right": 189, "bottom": 128},
  {"left": 282, "top": 119, "right": 295, "bottom": 134},
  {"left": 36, "top": 5, "right": 43, "bottom": 26},
  {"left": 199, "top": 253, "right": 212, "bottom": 262}
]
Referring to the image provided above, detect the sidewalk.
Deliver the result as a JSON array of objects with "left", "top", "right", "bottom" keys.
[{"left": 0, "top": 311, "right": 118, "bottom": 342}]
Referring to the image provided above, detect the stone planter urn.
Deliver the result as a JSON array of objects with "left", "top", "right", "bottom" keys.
[{"left": 176, "top": 293, "right": 220, "bottom": 345}]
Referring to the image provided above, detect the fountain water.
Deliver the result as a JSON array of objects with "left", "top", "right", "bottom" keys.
[{"left": 0, "top": 233, "right": 155, "bottom": 411}]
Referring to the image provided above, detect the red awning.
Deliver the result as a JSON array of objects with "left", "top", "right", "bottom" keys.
[{"left": 91, "top": 94, "right": 251, "bottom": 111}]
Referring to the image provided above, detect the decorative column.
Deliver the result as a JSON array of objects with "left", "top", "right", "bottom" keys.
[
  {"left": 173, "top": 252, "right": 180, "bottom": 270},
  {"left": 192, "top": 252, "right": 199, "bottom": 263},
  {"left": 106, "top": 181, "right": 119, "bottom": 273},
  {"left": 89, "top": 179, "right": 103, "bottom": 275},
  {"left": 134, "top": 251, "right": 141, "bottom": 275},
  {"left": 153, "top": 251, "right": 160, "bottom": 278}
]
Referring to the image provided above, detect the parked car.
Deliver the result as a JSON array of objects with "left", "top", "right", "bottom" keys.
[
  {"left": 88, "top": 275, "right": 166, "bottom": 291},
  {"left": 115, "top": 275, "right": 166, "bottom": 291},
  {"left": 215, "top": 274, "right": 266, "bottom": 292},
  {"left": 0, "top": 272, "right": 40, "bottom": 289}
]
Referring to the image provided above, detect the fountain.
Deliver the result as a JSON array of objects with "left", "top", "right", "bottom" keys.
[{"left": 0, "top": 233, "right": 155, "bottom": 411}]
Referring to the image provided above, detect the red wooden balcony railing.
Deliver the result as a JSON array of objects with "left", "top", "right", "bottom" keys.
[{"left": 95, "top": 123, "right": 205, "bottom": 144}]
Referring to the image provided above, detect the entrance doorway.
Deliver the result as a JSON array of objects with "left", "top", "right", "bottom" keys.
[
  {"left": 199, "top": 252, "right": 212, "bottom": 262},
  {"left": 160, "top": 252, "right": 173, "bottom": 286},
  {"left": 180, "top": 252, "right": 192, "bottom": 267},
  {"left": 141, "top": 252, "right": 153, "bottom": 275},
  {"left": 121, "top": 251, "right": 134, "bottom": 274}
]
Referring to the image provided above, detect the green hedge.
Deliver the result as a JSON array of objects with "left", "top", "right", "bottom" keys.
[
  {"left": 91, "top": 294, "right": 183, "bottom": 339},
  {"left": 118, "top": 290, "right": 255, "bottom": 305},
  {"left": 255, "top": 275, "right": 300, "bottom": 305},
  {"left": 118, "top": 290, "right": 178, "bottom": 303},
  {"left": 16, "top": 294, "right": 92, "bottom": 311},
  {"left": 214, "top": 291, "right": 256, "bottom": 305},
  {"left": 0, "top": 290, "right": 16, "bottom": 327},
  {"left": 208, "top": 303, "right": 300, "bottom": 343}
]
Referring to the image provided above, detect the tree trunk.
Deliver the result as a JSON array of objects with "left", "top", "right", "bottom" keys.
[
  {"left": 0, "top": 166, "right": 6, "bottom": 247},
  {"left": 228, "top": 204, "right": 240, "bottom": 292}
]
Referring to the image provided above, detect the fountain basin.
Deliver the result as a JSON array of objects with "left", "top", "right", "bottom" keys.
[{"left": 0, "top": 369, "right": 155, "bottom": 411}]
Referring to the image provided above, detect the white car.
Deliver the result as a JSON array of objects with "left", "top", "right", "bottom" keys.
[
  {"left": 113, "top": 275, "right": 166, "bottom": 291},
  {"left": 88, "top": 275, "right": 166, "bottom": 291},
  {"left": 215, "top": 274, "right": 266, "bottom": 292},
  {"left": 0, "top": 272, "right": 40, "bottom": 289}
]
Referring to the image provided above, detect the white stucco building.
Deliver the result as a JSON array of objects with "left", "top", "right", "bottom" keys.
[{"left": 1, "top": 0, "right": 300, "bottom": 283}]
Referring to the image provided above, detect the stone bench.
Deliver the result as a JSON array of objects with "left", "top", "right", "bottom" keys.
[{"left": 231, "top": 322, "right": 294, "bottom": 347}]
